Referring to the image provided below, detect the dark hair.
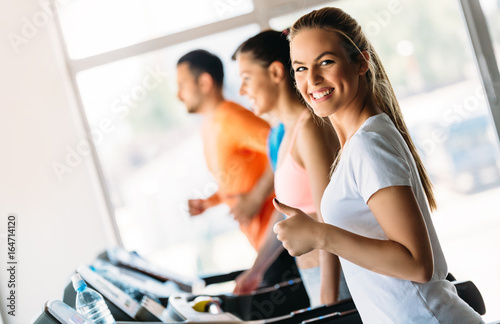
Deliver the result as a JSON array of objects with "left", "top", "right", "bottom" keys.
[
  {"left": 177, "top": 49, "right": 224, "bottom": 87},
  {"left": 232, "top": 29, "right": 295, "bottom": 91}
]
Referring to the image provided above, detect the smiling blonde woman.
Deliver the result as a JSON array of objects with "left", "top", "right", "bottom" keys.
[{"left": 273, "top": 7, "right": 484, "bottom": 324}]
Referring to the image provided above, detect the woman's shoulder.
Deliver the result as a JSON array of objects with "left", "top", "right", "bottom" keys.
[
  {"left": 299, "top": 112, "right": 337, "bottom": 144},
  {"left": 295, "top": 112, "right": 339, "bottom": 162},
  {"left": 350, "top": 114, "right": 402, "bottom": 151},
  {"left": 347, "top": 130, "right": 406, "bottom": 170}
]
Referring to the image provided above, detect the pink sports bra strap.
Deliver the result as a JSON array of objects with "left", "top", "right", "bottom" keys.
[{"left": 288, "top": 109, "right": 310, "bottom": 154}]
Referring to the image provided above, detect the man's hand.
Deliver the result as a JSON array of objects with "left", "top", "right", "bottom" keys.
[
  {"left": 228, "top": 193, "right": 261, "bottom": 225},
  {"left": 188, "top": 199, "right": 208, "bottom": 216}
]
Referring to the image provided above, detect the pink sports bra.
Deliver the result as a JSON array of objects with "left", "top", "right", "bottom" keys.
[{"left": 274, "top": 110, "right": 316, "bottom": 214}]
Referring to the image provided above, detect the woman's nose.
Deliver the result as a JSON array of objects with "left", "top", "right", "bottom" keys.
[{"left": 308, "top": 67, "right": 323, "bottom": 86}]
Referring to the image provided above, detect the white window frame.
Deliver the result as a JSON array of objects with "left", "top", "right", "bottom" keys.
[{"left": 459, "top": 0, "right": 500, "bottom": 145}]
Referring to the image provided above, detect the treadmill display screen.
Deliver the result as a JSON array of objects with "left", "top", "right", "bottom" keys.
[{"left": 46, "top": 300, "right": 93, "bottom": 324}]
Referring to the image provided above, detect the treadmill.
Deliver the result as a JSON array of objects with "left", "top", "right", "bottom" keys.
[
  {"left": 62, "top": 263, "right": 356, "bottom": 322},
  {"left": 60, "top": 247, "right": 360, "bottom": 323},
  {"left": 57, "top": 247, "right": 486, "bottom": 324},
  {"left": 33, "top": 297, "right": 361, "bottom": 324}
]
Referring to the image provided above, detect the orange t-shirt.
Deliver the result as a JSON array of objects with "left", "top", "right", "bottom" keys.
[{"left": 202, "top": 101, "right": 274, "bottom": 251}]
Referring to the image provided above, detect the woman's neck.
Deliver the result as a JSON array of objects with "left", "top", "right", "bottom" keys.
[
  {"left": 329, "top": 95, "right": 381, "bottom": 148},
  {"left": 274, "top": 87, "right": 307, "bottom": 129}
]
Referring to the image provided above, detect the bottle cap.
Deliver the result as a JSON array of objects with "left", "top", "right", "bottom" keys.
[{"left": 71, "top": 273, "right": 87, "bottom": 292}]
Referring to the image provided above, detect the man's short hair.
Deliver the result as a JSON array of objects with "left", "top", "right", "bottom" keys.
[{"left": 177, "top": 50, "right": 224, "bottom": 87}]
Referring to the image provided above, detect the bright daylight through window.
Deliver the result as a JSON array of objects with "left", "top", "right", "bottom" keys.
[{"left": 56, "top": 0, "right": 500, "bottom": 321}]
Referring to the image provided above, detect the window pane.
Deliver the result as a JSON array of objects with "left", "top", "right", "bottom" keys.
[
  {"left": 272, "top": 1, "right": 500, "bottom": 321},
  {"left": 480, "top": 0, "right": 500, "bottom": 66},
  {"left": 57, "top": 0, "right": 254, "bottom": 59},
  {"left": 76, "top": 24, "right": 260, "bottom": 278}
]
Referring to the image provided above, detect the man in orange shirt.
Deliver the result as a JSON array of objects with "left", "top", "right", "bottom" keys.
[{"left": 176, "top": 50, "right": 299, "bottom": 288}]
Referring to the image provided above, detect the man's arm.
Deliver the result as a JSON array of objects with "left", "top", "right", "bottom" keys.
[{"left": 188, "top": 192, "right": 222, "bottom": 216}]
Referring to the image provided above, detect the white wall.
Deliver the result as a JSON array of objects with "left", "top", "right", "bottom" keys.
[{"left": 0, "top": 0, "right": 113, "bottom": 322}]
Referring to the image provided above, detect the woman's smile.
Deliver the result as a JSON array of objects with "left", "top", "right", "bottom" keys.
[{"left": 310, "top": 87, "right": 335, "bottom": 102}]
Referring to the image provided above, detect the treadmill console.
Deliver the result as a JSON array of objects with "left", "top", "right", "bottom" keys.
[
  {"left": 106, "top": 247, "right": 206, "bottom": 294},
  {"left": 31, "top": 299, "right": 93, "bottom": 324}
]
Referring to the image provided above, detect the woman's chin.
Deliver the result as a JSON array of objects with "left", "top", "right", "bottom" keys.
[
  {"left": 252, "top": 106, "right": 270, "bottom": 116},
  {"left": 252, "top": 109, "right": 263, "bottom": 116},
  {"left": 309, "top": 106, "right": 330, "bottom": 118}
]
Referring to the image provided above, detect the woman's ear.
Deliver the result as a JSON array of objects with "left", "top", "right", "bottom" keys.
[
  {"left": 268, "top": 61, "right": 286, "bottom": 84},
  {"left": 358, "top": 51, "right": 370, "bottom": 76}
]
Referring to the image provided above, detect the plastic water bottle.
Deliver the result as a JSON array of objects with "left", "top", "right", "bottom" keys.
[{"left": 71, "top": 273, "right": 116, "bottom": 324}]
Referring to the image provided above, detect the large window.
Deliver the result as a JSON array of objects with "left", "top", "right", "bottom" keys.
[
  {"left": 57, "top": 0, "right": 254, "bottom": 59},
  {"left": 57, "top": 0, "right": 500, "bottom": 318},
  {"left": 55, "top": 0, "right": 330, "bottom": 282},
  {"left": 74, "top": 24, "right": 261, "bottom": 277}
]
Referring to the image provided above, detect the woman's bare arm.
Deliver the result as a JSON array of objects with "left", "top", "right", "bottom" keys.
[{"left": 273, "top": 186, "right": 434, "bottom": 283}]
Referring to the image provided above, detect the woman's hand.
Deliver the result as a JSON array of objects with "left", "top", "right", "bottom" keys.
[
  {"left": 233, "top": 268, "right": 264, "bottom": 295},
  {"left": 273, "top": 198, "right": 323, "bottom": 256}
]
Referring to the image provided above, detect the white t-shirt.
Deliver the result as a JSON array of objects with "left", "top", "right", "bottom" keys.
[{"left": 321, "top": 113, "right": 482, "bottom": 324}]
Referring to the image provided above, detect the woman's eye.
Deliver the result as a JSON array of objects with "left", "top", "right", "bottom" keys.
[
  {"left": 320, "top": 60, "right": 334, "bottom": 66},
  {"left": 295, "top": 66, "right": 306, "bottom": 72}
]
